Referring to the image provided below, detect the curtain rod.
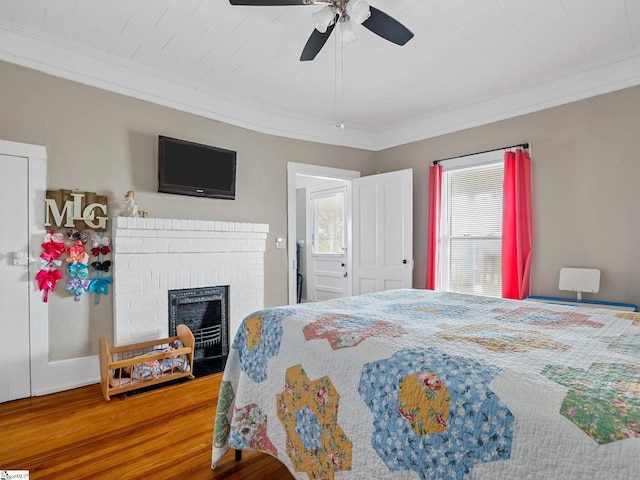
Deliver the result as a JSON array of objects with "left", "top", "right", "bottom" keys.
[{"left": 432, "top": 143, "right": 529, "bottom": 166}]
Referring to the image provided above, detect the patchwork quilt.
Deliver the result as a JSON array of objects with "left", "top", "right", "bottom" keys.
[{"left": 211, "top": 289, "right": 640, "bottom": 479}]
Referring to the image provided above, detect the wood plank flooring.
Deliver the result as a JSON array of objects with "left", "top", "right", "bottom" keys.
[{"left": 0, "top": 374, "right": 294, "bottom": 480}]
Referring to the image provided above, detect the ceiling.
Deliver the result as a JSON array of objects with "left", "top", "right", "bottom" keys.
[{"left": 1, "top": 0, "right": 640, "bottom": 151}]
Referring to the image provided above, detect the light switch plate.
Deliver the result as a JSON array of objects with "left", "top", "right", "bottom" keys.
[{"left": 276, "top": 237, "right": 286, "bottom": 249}]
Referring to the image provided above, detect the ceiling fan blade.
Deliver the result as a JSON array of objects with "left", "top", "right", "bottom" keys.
[
  {"left": 229, "top": 1, "right": 307, "bottom": 5},
  {"left": 361, "top": 6, "right": 414, "bottom": 46},
  {"left": 300, "top": 19, "right": 338, "bottom": 61}
]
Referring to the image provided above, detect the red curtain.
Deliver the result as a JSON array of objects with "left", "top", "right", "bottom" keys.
[
  {"left": 426, "top": 164, "right": 442, "bottom": 290},
  {"left": 502, "top": 149, "right": 532, "bottom": 299}
]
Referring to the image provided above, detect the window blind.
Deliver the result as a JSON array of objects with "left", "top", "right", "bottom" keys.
[{"left": 445, "top": 165, "right": 503, "bottom": 297}]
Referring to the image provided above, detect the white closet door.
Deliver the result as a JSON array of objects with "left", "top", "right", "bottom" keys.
[
  {"left": 0, "top": 153, "right": 31, "bottom": 402},
  {"left": 352, "top": 169, "right": 413, "bottom": 294}
]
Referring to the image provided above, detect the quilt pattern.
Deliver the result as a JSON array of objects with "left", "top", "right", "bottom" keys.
[
  {"left": 492, "top": 306, "right": 604, "bottom": 329},
  {"left": 212, "top": 380, "right": 235, "bottom": 449},
  {"left": 438, "top": 323, "right": 570, "bottom": 353},
  {"left": 232, "top": 307, "right": 292, "bottom": 382},
  {"left": 230, "top": 403, "right": 278, "bottom": 456},
  {"left": 359, "top": 347, "right": 513, "bottom": 479},
  {"left": 608, "top": 333, "right": 640, "bottom": 359},
  {"left": 616, "top": 312, "right": 640, "bottom": 326},
  {"left": 303, "top": 314, "right": 406, "bottom": 349},
  {"left": 542, "top": 363, "right": 640, "bottom": 444},
  {"left": 276, "top": 364, "right": 352, "bottom": 479},
  {"left": 212, "top": 289, "right": 640, "bottom": 479}
]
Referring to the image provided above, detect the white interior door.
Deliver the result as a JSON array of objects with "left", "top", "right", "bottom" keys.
[
  {"left": 352, "top": 169, "right": 413, "bottom": 294},
  {"left": 306, "top": 184, "right": 351, "bottom": 301},
  {"left": 0, "top": 153, "right": 31, "bottom": 402}
]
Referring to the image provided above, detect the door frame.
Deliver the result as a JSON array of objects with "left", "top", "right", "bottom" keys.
[{"left": 287, "top": 162, "right": 360, "bottom": 305}]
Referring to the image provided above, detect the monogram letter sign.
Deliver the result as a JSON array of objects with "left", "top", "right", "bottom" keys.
[{"left": 45, "top": 189, "right": 109, "bottom": 231}]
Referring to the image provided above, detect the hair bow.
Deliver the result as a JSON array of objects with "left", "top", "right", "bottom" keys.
[
  {"left": 89, "top": 276, "right": 112, "bottom": 295},
  {"left": 67, "top": 251, "right": 89, "bottom": 265},
  {"left": 44, "top": 231, "right": 64, "bottom": 244},
  {"left": 91, "top": 245, "right": 111, "bottom": 256},
  {"left": 40, "top": 242, "right": 65, "bottom": 262},
  {"left": 67, "top": 262, "right": 89, "bottom": 279},
  {"left": 68, "top": 228, "right": 90, "bottom": 244},
  {"left": 40, "top": 259, "right": 62, "bottom": 271},
  {"left": 66, "top": 278, "right": 90, "bottom": 302},
  {"left": 91, "top": 260, "right": 111, "bottom": 272},
  {"left": 41, "top": 243, "right": 65, "bottom": 262},
  {"left": 66, "top": 241, "right": 89, "bottom": 264},
  {"left": 91, "top": 234, "right": 110, "bottom": 248},
  {"left": 36, "top": 268, "right": 63, "bottom": 302},
  {"left": 40, "top": 230, "right": 65, "bottom": 261}
]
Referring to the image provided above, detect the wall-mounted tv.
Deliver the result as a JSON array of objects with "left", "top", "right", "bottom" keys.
[{"left": 158, "top": 135, "right": 236, "bottom": 200}]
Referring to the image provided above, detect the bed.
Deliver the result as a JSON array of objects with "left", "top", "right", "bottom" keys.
[{"left": 211, "top": 289, "right": 640, "bottom": 479}]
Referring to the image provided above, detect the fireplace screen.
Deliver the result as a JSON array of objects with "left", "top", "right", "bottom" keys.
[{"left": 168, "top": 286, "right": 229, "bottom": 375}]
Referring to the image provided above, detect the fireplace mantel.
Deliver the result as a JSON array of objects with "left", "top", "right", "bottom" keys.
[{"left": 112, "top": 217, "right": 269, "bottom": 346}]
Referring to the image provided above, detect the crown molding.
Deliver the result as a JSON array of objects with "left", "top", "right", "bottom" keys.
[
  {"left": 376, "top": 50, "right": 640, "bottom": 150},
  {"left": 2, "top": 20, "right": 640, "bottom": 152}
]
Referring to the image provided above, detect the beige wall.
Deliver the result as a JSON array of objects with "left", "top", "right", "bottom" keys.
[
  {"left": 375, "top": 85, "right": 640, "bottom": 308},
  {"left": 0, "top": 61, "right": 376, "bottom": 359},
  {"left": 4, "top": 58, "right": 640, "bottom": 361}
]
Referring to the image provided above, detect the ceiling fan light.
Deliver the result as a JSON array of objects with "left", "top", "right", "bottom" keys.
[
  {"left": 312, "top": 6, "right": 335, "bottom": 33},
  {"left": 341, "top": 20, "right": 357, "bottom": 43},
  {"left": 347, "top": 0, "right": 370, "bottom": 24}
]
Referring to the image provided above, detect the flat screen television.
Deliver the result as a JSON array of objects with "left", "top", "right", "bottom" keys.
[{"left": 158, "top": 136, "right": 236, "bottom": 200}]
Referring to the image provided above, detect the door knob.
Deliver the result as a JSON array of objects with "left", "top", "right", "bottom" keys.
[
  {"left": 12, "top": 251, "right": 30, "bottom": 266},
  {"left": 402, "top": 259, "right": 407, "bottom": 264},
  {"left": 343, "top": 272, "right": 348, "bottom": 278}
]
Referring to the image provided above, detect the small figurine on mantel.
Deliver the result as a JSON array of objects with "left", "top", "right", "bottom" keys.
[{"left": 124, "top": 190, "right": 139, "bottom": 217}]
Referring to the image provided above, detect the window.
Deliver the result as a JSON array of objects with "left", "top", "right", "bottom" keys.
[
  {"left": 441, "top": 161, "right": 503, "bottom": 297},
  {"left": 310, "top": 188, "right": 344, "bottom": 255}
]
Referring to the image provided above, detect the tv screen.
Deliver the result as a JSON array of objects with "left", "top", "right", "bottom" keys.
[{"left": 158, "top": 136, "right": 236, "bottom": 200}]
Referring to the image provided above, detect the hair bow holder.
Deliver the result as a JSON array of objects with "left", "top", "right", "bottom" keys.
[
  {"left": 37, "top": 230, "right": 65, "bottom": 302},
  {"left": 89, "top": 233, "right": 112, "bottom": 304},
  {"left": 65, "top": 241, "right": 90, "bottom": 301},
  {"left": 36, "top": 230, "right": 112, "bottom": 303}
]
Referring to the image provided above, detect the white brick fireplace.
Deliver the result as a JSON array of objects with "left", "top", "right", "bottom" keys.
[{"left": 112, "top": 217, "right": 268, "bottom": 346}]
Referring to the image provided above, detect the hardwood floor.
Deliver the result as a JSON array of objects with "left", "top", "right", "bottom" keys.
[{"left": 0, "top": 374, "right": 294, "bottom": 480}]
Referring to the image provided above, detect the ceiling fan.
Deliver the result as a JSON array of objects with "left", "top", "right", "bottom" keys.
[{"left": 229, "top": 0, "right": 414, "bottom": 61}]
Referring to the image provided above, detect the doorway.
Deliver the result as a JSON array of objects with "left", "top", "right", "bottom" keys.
[
  {"left": 302, "top": 179, "right": 351, "bottom": 302},
  {"left": 287, "top": 163, "right": 360, "bottom": 305},
  {"left": 287, "top": 163, "right": 414, "bottom": 305}
]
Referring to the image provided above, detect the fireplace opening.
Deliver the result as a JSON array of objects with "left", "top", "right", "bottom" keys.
[{"left": 168, "top": 286, "right": 229, "bottom": 377}]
